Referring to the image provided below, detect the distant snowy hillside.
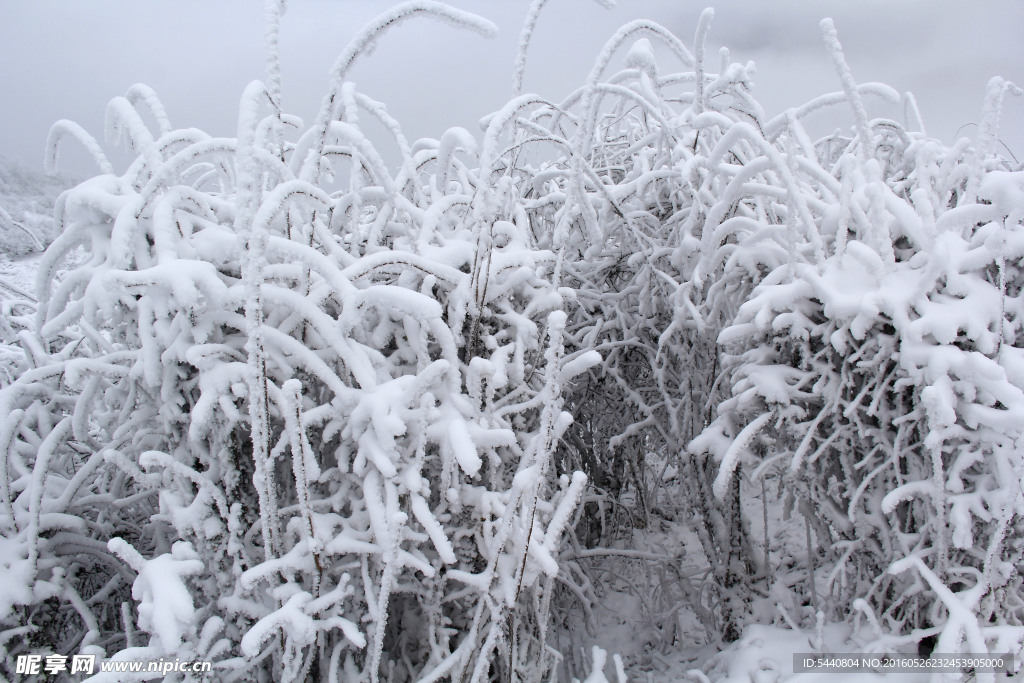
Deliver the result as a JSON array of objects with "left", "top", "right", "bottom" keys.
[
  {"left": 0, "top": 156, "right": 76, "bottom": 258},
  {"left": 0, "top": 158, "right": 75, "bottom": 384}
]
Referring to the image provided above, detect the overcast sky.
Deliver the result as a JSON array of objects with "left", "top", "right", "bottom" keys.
[{"left": 1, "top": 1, "right": 1021, "bottom": 177}]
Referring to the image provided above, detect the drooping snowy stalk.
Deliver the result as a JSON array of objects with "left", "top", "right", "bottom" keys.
[{"left": 301, "top": 1, "right": 497, "bottom": 185}]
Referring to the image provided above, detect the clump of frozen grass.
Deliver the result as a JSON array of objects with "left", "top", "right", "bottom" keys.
[{"left": 1, "top": 3, "right": 587, "bottom": 681}]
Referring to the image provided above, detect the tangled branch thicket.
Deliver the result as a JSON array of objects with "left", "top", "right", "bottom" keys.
[{"left": 2, "top": 2, "right": 1023, "bottom": 681}]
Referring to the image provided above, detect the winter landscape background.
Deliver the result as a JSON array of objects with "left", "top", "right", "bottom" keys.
[{"left": 1, "top": 1, "right": 1023, "bottom": 681}]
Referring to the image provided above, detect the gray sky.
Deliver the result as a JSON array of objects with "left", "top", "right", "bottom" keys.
[{"left": 1, "top": 1, "right": 1021, "bottom": 177}]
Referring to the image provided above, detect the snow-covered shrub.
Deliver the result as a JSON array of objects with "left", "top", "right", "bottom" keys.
[
  {"left": 0, "top": 3, "right": 595, "bottom": 681},
  {"left": 505, "top": 8, "right": 837, "bottom": 643},
  {"left": 503, "top": 3, "right": 1024, "bottom": 657},
  {"left": 696, "top": 32, "right": 1024, "bottom": 659}
]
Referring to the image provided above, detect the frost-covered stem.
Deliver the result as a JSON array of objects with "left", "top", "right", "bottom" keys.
[
  {"left": 533, "top": 311, "right": 568, "bottom": 472},
  {"left": 577, "top": 18, "right": 694, "bottom": 168},
  {"left": 783, "top": 112, "right": 826, "bottom": 263},
  {"left": 0, "top": 206, "right": 44, "bottom": 251},
  {"left": 983, "top": 456, "right": 1024, "bottom": 588},
  {"left": 804, "top": 512, "right": 818, "bottom": 619},
  {"left": 236, "top": 80, "right": 281, "bottom": 560},
  {"left": 820, "top": 19, "right": 871, "bottom": 159},
  {"left": 513, "top": 311, "right": 568, "bottom": 601},
  {"left": 61, "top": 581, "right": 100, "bottom": 646},
  {"left": 762, "top": 478, "right": 771, "bottom": 591},
  {"left": 693, "top": 8, "right": 714, "bottom": 114},
  {"left": 584, "top": 19, "right": 694, "bottom": 98},
  {"left": 264, "top": 0, "right": 287, "bottom": 162},
  {"left": 929, "top": 443, "right": 948, "bottom": 572},
  {"left": 368, "top": 479, "right": 404, "bottom": 683},
  {"left": 124, "top": 83, "right": 171, "bottom": 136},
  {"left": 813, "top": 609, "right": 825, "bottom": 650},
  {"left": 712, "top": 411, "right": 772, "bottom": 500},
  {"left": 835, "top": 155, "right": 853, "bottom": 261},
  {"left": 966, "top": 77, "right": 1022, "bottom": 202},
  {"left": 302, "top": 1, "right": 496, "bottom": 184},
  {"left": 902, "top": 91, "right": 926, "bottom": 135},
  {"left": 997, "top": 255, "right": 1006, "bottom": 354},
  {"left": 536, "top": 573, "right": 555, "bottom": 666},
  {"left": 27, "top": 417, "right": 72, "bottom": 575},
  {"left": 121, "top": 601, "right": 135, "bottom": 648},
  {"left": 282, "top": 380, "right": 322, "bottom": 577},
  {"left": 513, "top": 0, "right": 550, "bottom": 96},
  {"left": 353, "top": 91, "right": 422, "bottom": 205},
  {"left": 368, "top": 559, "right": 396, "bottom": 683},
  {"left": 45, "top": 120, "right": 115, "bottom": 176},
  {"left": 514, "top": 0, "right": 617, "bottom": 95},
  {"left": 469, "top": 617, "right": 503, "bottom": 683},
  {"left": 449, "top": 352, "right": 572, "bottom": 679},
  {"left": 467, "top": 216, "right": 495, "bottom": 357},
  {"left": 106, "top": 96, "right": 163, "bottom": 180}
]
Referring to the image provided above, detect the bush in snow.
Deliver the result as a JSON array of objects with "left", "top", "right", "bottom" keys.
[
  {"left": 692, "top": 24, "right": 1024, "bottom": 662},
  {"left": 0, "top": 3, "right": 594, "bottom": 681},
  {"left": 701, "top": 69, "right": 1024, "bottom": 657}
]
